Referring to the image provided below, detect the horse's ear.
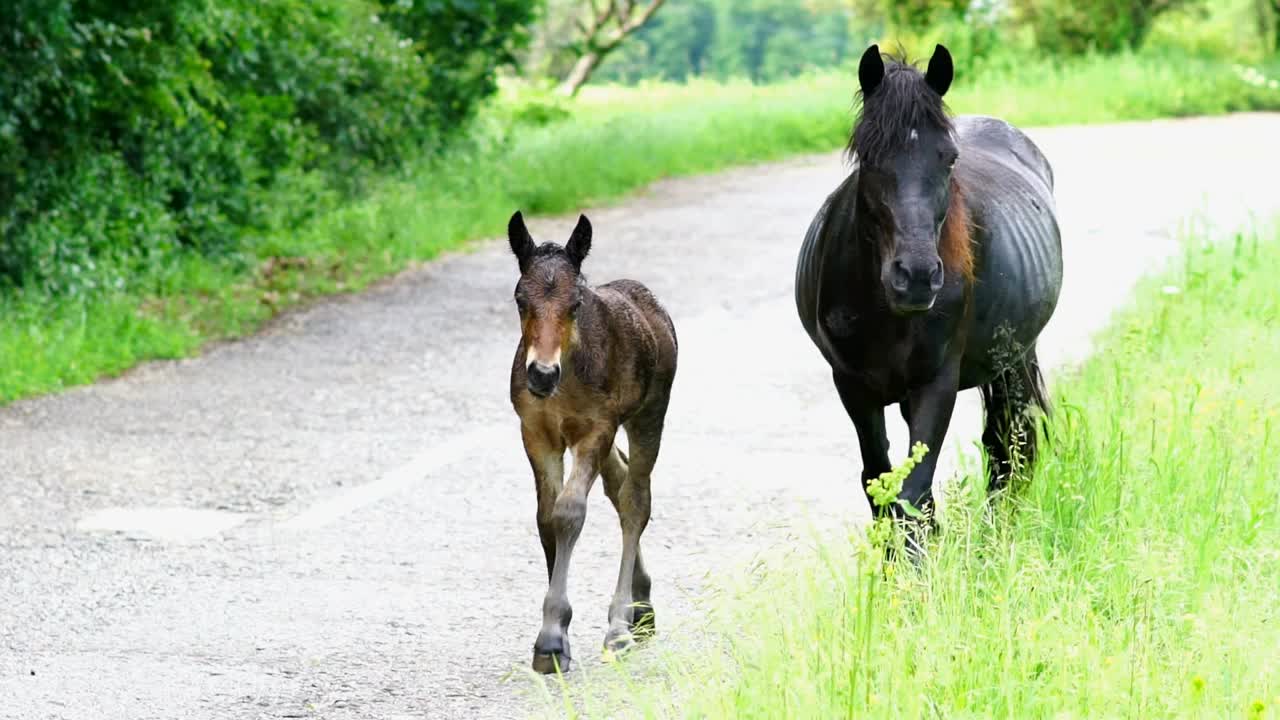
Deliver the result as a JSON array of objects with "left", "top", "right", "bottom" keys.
[
  {"left": 858, "top": 44, "right": 884, "bottom": 97},
  {"left": 925, "top": 44, "right": 953, "bottom": 97},
  {"left": 566, "top": 214, "right": 592, "bottom": 269},
  {"left": 508, "top": 210, "right": 535, "bottom": 270}
]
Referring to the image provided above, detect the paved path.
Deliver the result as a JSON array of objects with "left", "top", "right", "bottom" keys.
[{"left": 2, "top": 114, "right": 1278, "bottom": 720}]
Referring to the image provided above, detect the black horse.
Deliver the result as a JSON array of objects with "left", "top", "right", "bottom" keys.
[{"left": 795, "top": 44, "right": 1063, "bottom": 528}]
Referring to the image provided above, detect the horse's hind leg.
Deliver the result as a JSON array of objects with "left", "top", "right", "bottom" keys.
[
  {"left": 604, "top": 404, "right": 665, "bottom": 655},
  {"left": 981, "top": 344, "right": 1050, "bottom": 496}
]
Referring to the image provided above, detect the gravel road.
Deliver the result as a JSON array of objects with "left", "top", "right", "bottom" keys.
[{"left": 2, "top": 114, "right": 1278, "bottom": 720}]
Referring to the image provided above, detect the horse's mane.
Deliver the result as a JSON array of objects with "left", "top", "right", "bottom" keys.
[
  {"left": 846, "top": 52, "right": 953, "bottom": 166},
  {"left": 941, "top": 180, "right": 974, "bottom": 283},
  {"left": 847, "top": 51, "right": 972, "bottom": 283}
]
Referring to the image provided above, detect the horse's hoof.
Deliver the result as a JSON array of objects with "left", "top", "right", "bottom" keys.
[
  {"left": 532, "top": 633, "right": 572, "bottom": 675},
  {"left": 531, "top": 651, "right": 572, "bottom": 675},
  {"left": 631, "top": 607, "right": 656, "bottom": 639},
  {"left": 603, "top": 628, "right": 636, "bottom": 660}
]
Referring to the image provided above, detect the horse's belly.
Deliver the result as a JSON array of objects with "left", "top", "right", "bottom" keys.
[{"left": 962, "top": 203, "right": 1062, "bottom": 387}]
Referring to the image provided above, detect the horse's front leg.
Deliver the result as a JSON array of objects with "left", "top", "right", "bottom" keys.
[
  {"left": 899, "top": 357, "right": 961, "bottom": 526},
  {"left": 833, "top": 372, "right": 893, "bottom": 514},
  {"left": 532, "top": 429, "right": 613, "bottom": 674}
]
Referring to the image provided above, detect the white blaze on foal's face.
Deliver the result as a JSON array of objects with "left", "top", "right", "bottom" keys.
[{"left": 526, "top": 344, "right": 562, "bottom": 372}]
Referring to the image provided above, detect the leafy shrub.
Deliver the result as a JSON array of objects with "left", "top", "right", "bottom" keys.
[
  {"left": 0, "top": 0, "right": 534, "bottom": 296},
  {"left": 1012, "top": 0, "right": 1201, "bottom": 55}
]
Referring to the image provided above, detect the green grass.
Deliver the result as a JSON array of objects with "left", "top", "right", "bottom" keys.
[
  {"left": 560, "top": 223, "right": 1280, "bottom": 719},
  {"left": 3, "top": 51, "right": 1280, "bottom": 404}
]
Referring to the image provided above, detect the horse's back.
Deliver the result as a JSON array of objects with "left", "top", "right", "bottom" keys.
[{"left": 954, "top": 115, "right": 1063, "bottom": 386}]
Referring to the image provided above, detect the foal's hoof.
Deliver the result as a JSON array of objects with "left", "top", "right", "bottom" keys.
[{"left": 531, "top": 650, "right": 572, "bottom": 675}]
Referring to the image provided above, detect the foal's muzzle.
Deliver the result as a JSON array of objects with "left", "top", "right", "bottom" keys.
[{"left": 527, "top": 362, "right": 561, "bottom": 398}]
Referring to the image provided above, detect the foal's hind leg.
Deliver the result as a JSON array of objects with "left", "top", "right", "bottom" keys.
[
  {"left": 601, "top": 445, "right": 655, "bottom": 635},
  {"left": 603, "top": 406, "right": 665, "bottom": 655},
  {"left": 981, "top": 344, "right": 1049, "bottom": 497}
]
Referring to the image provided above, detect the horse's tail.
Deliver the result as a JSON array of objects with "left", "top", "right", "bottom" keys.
[
  {"left": 980, "top": 343, "right": 1051, "bottom": 494},
  {"left": 1026, "top": 347, "right": 1051, "bottom": 422}
]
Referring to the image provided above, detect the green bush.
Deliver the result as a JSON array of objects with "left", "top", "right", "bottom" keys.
[
  {"left": 1012, "top": 0, "right": 1201, "bottom": 55},
  {"left": 0, "top": 0, "right": 534, "bottom": 297}
]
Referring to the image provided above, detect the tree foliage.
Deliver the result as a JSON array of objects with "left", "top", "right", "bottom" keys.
[
  {"left": 0, "top": 0, "right": 535, "bottom": 295},
  {"left": 590, "top": 0, "right": 869, "bottom": 84},
  {"left": 1011, "top": 0, "right": 1200, "bottom": 54}
]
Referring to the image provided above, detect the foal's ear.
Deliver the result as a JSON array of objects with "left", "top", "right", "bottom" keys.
[
  {"left": 508, "top": 210, "right": 535, "bottom": 270},
  {"left": 858, "top": 44, "right": 884, "bottom": 98},
  {"left": 925, "top": 44, "right": 954, "bottom": 97},
  {"left": 566, "top": 214, "right": 592, "bottom": 269}
]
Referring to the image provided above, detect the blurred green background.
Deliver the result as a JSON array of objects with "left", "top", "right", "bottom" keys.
[{"left": 2, "top": 0, "right": 1279, "bottom": 404}]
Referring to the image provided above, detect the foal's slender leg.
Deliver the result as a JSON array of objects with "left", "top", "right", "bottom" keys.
[
  {"left": 532, "top": 431, "right": 612, "bottom": 674},
  {"left": 833, "top": 372, "right": 892, "bottom": 512},
  {"left": 604, "top": 408, "right": 665, "bottom": 654},
  {"left": 523, "top": 426, "right": 566, "bottom": 581},
  {"left": 601, "top": 445, "right": 653, "bottom": 633}
]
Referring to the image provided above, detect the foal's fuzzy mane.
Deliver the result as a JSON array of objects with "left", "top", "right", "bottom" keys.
[{"left": 847, "top": 52, "right": 953, "bottom": 167}]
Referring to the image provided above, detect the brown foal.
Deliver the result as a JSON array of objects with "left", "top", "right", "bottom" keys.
[{"left": 506, "top": 211, "right": 678, "bottom": 674}]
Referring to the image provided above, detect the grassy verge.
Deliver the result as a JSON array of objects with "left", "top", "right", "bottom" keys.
[
  {"left": 3, "top": 51, "right": 1280, "bottom": 404},
  {"left": 565, "top": 223, "right": 1280, "bottom": 718}
]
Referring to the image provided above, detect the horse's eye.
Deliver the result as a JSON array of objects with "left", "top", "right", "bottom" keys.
[{"left": 514, "top": 292, "right": 528, "bottom": 310}]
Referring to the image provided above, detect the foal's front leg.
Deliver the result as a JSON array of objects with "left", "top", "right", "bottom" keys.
[
  {"left": 523, "top": 426, "right": 566, "bottom": 581},
  {"left": 532, "top": 431, "right": 611, "bottom": 674}
]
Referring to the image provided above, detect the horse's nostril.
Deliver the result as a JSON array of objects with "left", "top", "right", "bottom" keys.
[
  {"left": 930, "top": 261, "right": 945, "bottom": 288},
  {"left": 890, "top": 260, "right": 911, "bottom": 290}
]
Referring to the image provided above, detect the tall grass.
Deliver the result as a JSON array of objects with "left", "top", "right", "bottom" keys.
[
  {"left": 575, "top": 224, "right": 1280, "bottom": 719},
  {"left": 3, "top": 52, "right": 1280, "bottom": 404}
]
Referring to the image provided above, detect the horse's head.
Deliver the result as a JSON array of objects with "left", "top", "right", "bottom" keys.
[
  {"left": 853, "top": 43, "right": 960, "bottom": 314},
  {"left": 507, "top": 210, "right": 592, "bottom": 398}
]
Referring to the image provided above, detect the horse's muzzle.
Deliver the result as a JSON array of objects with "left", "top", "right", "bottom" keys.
[
  {"left": 886, "top": 257, "right": 943, "bottom": 314},
  {"left": 526, "top": 362, "right": 561, "bottom": 398}
]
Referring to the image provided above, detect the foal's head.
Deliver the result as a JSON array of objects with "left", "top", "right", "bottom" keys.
[
  {"left": 851, "top": 43, "right": 966, "bottom": 314},
  {"left": 507, "top": 211, "right": 592, "bottom": 398}
]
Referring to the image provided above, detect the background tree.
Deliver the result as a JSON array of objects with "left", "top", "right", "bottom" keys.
[
  {"left": 557, "top": 0, "right": 668, "bottom": 95},
  {"left": 1011, "top": 0, "right": 1202, "bottom": 54},
  {"left": 1259, "top": 0, "right": 1280, "bottom": 51},
  {"left": 587, "top": 0, "right": 864, "bottom": 85}
]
